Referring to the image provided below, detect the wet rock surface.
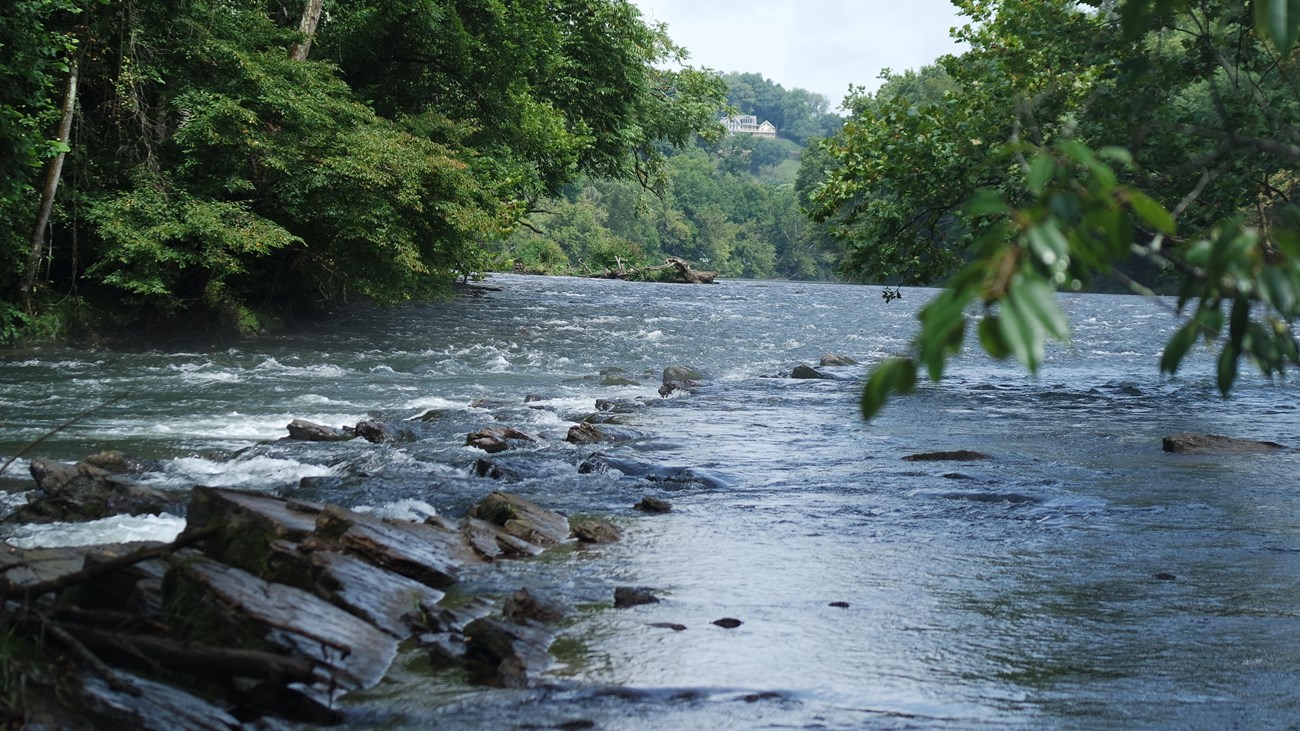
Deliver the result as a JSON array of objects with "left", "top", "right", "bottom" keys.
[
  {"left": 902, "top": 449, "right": 991, "bottom": 462},
  {"left": 286, "top": 419, "right": 355, "bottom": 442},
  {"left": 11, "top": 456, "right": 181, "bottom": 523},
  {"left": 1, "top": 480, "right": 600, "bottom": 728},
  {"left": 613, "top": 586, "right": 660, "bottom": 608},
  {"left": 1161, "top": 433, "right": 1289, "bottom": 454}
]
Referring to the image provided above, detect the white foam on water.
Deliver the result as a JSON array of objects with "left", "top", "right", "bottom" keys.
[
  {"left": 353, "top": 499, "right": 439, "bottom": 523},
  {"left": 4, "top": 512, "right": 186, "bottom": 548},
  {"left": 180, "top": 370, "right": 244, "bottom": 384},
  {"left": 0, "top": 490, "right": 32, "bottom": 516},
  {"left": 399, "top": 396, "right": 466, "bottom": 413},
  {"left": 253, "top": 358, "right": 349, "bottom": 378},
  {"left": 143, "top": 455, "right": 338, "bottom": 491}
]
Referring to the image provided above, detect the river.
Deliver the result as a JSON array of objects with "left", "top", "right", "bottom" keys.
[{"left": 2, "top": 274, "right": 1299, "bottom": 730}]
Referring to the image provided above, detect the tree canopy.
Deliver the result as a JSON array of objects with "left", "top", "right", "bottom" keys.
[
  {"left": 802, "top": 0, "right": 1300, "bottom": 416},
  {"left": 0, "top": 0, "right": 727, "bottom": 339}
]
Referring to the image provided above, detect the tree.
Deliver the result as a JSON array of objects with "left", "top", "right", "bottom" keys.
[
  {"left": 807, "top": 0, "right": 1300, "bottom": 416},
  {"left": 0, "top": 0, "right": 728, "bottom": 338}
]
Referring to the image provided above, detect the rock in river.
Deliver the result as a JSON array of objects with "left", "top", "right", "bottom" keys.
[
  {"left": 902, "top": 449, "right": 991, "bottom": 462},
  {"left": 11, "top": 456, "right": 180, "bottom": 523},
  {"left": 1161, "top": 433, "right": 1289, "bottom": 454},
  {"left": 286, "top": 419, "right": 354, "bottom": 442},
  {"left": 819, "top": 353, "right": 859, "bottom": 367}
]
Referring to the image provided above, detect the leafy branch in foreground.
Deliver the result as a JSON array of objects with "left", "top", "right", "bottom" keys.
[{"left": 838, "top": 0, "right": 1300, "bottom": 418}]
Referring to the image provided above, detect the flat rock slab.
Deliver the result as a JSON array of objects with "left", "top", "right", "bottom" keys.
[
  {"left": 462, "top": 517, "right": 545, "bottom": 561},
  {"left": 168, "top": 557, "right": 398, "bottom": 696},
  {"left": 315, "top": 505, "right": 476, "bottom": 589},
  {"left": 309, "top": 550, "right": 446, "bottom": 638},
  {"left": 1162, "top": 433, "right": 1289, "bottom": 454},
  {"left": 0, "top": 542, "right": 160, "bottom": 591},
  {"left": 469, "top": 492, "right": 571, "bottom": 546},
  {"left": 189, "top": 487, "right": 322, "bottom": 573},
  {"left": 80, "top": 670, "right": 243, "bottom": 731}
]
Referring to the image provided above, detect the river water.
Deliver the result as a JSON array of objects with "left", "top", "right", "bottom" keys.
[{"left": 2, "top": 274, "right": 1299, "bottom": 730}]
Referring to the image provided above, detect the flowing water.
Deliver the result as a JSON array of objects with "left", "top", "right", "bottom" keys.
[{"left": 3, "top": 274, "right": 1299, "bottom": 730}]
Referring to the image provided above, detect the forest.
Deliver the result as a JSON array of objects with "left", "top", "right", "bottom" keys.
[
  {"left": 499, "top": 72, "right": 844, "bottom": 282},
  {"left": 0, "top": 0, "right": 728, "bottom": 339},
  {"left": 3, "top": 0, "right": 1300, "bottom": 409}
]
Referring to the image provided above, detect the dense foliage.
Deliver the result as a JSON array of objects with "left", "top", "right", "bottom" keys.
[
  {"left": 499, "top": 74, "right": 843, "bottom": 280},
  {"left": 0, "top": 0, "right": 726, "bottom": 338},
  {"left": 802, "top": 0, "right": 1300, "bottom": 415}
]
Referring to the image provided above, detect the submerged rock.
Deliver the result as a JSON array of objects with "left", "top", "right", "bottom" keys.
[
  {"left": 790, "top": 364, "right": 830, "bottom": 379},
  {"left": 633, "top": 496, "right": 673, "bottom": 513},
  {"left": 503, "top": 588, "right": 569, "bottom": 624},
  {"left": 570, "top": 517, "right": 623, "bottom": 544},
  {"left": 472, "top": 458, "right": 521, "bottom": 482},
  {"left": 613, "top": 586, "right": 660, "bottom": 608},
  {"left": 902, "top": 450, "right": 991, "bottom": 462},
  {"left": 819, "top": 353, "right": 859, "bottom": 367},
  {"left": 469, "top": 491, "right": 571, "bottom": 546},
  {"left": 1161, "top": 433, "right": 1288, "bottom": 454},
  {"left": 463, "top": 616, "right": 554, "bottom": 688}
]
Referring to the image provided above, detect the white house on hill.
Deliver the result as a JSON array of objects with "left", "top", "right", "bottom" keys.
[{"left": 722, "top": 114, "right": 777, "bottom": 139}]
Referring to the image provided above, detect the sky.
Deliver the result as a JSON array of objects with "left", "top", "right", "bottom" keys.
[{"left": 629, "top": 1, "right": 968, "bottom": 109}]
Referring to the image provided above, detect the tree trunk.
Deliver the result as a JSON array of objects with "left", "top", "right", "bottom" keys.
[
  {"left": 23, "top": 59, "right": 78, "bottom": 313},
  {"left": 288, "top": 0, "right": 325, "bottom": 61}
]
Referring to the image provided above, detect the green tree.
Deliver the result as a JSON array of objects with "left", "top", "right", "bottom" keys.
[
  {"left": 0, "top": 0, "right": 728, "bottom": 338},
  {"left": 809, "top": 0, "right": 1300, "bottom": 416}
]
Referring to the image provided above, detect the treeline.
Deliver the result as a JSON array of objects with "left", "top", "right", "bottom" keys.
[
  {"left": 0, "top": 0, "right": 726, "bottom": 339},
  {"left": 498, "top": 74, "right": 844, "bottom": 281}
]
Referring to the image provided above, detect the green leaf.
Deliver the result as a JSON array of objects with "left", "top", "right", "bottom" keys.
[
  {"left": 1027, "top": 222, "right": 1070, "bottom": 269},
  {"left": 1027, "top": 153, "right": 1055, "bottom": 196},
  {"left": 1217, "top": 342, "right": 1239, "bottom": 396},
  {"left": 965, "top": 190, "right": 1009, "bottom": 217},
  {"left": 1229, "top": 296, "right": 1250, "bottom": 344},
  {"left": 1125, "top": 188, "right": 1175, "bottom": 236},
  {"left": 998, "top": 288, "right": 1046, "bottom": 372},
  {"left": 1255, "top": 0, "right": 1300, "bottom": 51},
  {"left": 1161, "top": 321, "right": 1199, "bottom": 375},
  {"left": 1014, "top": 276, "right": 1070, "bottom": 341},
  {"left": 1258, "top": 267, "right": 1297, "bottom": 317},
  {"left": 1098, "top": 146, "right": 1134, "bottom": 167},
  {"left": 861, "top": 358, "right": 918, "bottom": 420},
  {"left": 978, "top": 315, "right": 1012, "bottom": 360}
]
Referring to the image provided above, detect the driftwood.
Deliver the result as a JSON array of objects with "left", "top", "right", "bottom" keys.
[{"left": 592, "top": 256, "right": 716, "bottom": 283}]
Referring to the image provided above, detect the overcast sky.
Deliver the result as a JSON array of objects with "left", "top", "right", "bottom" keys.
[{"left": 629, "top": 1, "right": 968, "bottom": 109}]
